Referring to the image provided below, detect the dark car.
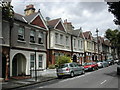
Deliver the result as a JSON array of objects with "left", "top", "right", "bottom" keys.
[
  {"left": 83, "top": 62, "right": 98, "bottom": 71},
  {"left": 117, "top": 61, "right": 120, "bottom": 75},
  {"left": 56, "top": 62, "right": 85, "bottom": 78},
  {"left": 106, "top": 59, "right": 114, "bottom": 65}
]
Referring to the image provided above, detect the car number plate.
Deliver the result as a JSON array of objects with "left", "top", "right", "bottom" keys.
[{"left": 59, "top": 73, "right": 64, "bottom": 75}]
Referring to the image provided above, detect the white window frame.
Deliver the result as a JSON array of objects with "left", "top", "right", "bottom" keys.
[
  {"left": 38, "top": 55, "right": 43, "bottom": 68},
  {"left": 38, "top": 32, "right": 43, "bottom": 44},
  {"left": 66, "top": 36, "right": 69, "bottom": 46},
  {"left": 60, "top": 34, "right": 63, "bottom": 45},
  {"left": 30, "top": 30, "right": 35, "bottom": 43},
  {"left": 55, "top": 33, "right": 58, "bottom": 44},
  {"left": 18, "top": 26, "right": 25, "bottom": 40},
  {"left": 30, "top": 54, "right": 35, "bottom": 69}
]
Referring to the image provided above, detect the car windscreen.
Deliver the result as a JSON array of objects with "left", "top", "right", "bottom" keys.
[
  {"left": 84, "top": 62, "right": 92, "bottom": 65},
  {"left": 58, "top": 64, "right": 68, "bottom": 68}
]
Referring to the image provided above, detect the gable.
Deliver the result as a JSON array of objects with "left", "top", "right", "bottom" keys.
[
  {"left": 79, "top": 32, "right": 84, "bottom": 39},
  {"left": 30, "top": 16, "right": 46, "bottom": 29},
  {"left": 55, "top": 21, "right": 65, "bottom": 32}
]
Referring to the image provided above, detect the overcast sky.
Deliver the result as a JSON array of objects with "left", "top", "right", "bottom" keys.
[{"left": 11, "top": 0, "right": 118, "bottom": 37}]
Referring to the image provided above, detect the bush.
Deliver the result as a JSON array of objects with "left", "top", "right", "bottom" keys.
[
  {"left": 56, "top": 56, "right": 71, "bottom": 65},
  {"left": 48, "top": 64, "right": 56, "bottom": 69}
]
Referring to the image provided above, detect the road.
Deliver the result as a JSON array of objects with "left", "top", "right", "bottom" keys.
[{"left": 16, "top": 64, "right": 120, "bottom": 89}]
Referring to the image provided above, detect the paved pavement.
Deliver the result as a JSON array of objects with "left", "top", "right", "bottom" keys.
[{"left": 1, "top": 69, "right": 57, "bottom": 90}]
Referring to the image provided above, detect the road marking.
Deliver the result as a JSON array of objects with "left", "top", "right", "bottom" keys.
[
  {"left": 101, "top": 80, "right": 107, "bottom": 84},
  {"left": 39, "top": 87, "right": 43, "bottom": 88}
]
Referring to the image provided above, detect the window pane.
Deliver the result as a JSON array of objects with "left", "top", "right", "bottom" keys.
[
  {"left": 38, "top": 32, "right": 43, "bottom": 44},
  {"left": 55, "top": 33, "right": 58, "bottom": 43},
  {"left": 30, "top": 54, "right": 35, "bottom": 61},
  {"left": 30, "top": 30, "right": 35, "bottom": 36},
  {"left": 18, "top": 27, "right": 24, "bottom": 40},
  {"left": 60, "top": 34, "right": 63, "bottom": 44},
  {"left": 38, "top": 55, "right": 43, "bottom": 68},
  {"left": 30, "top": 62, "right": 34, "bottom": 68},
  {"left": 39, "top": 62, "right": 42, "bottom": 67}
]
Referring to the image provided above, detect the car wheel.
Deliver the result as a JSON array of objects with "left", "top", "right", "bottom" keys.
[
  {"left": 70, "top": 72, "right": 74, "bottom": 77},
  {"left": 82, "top": 70, "right": 85, "bottom": 74},
  {"left": 96, "top": 67, "right": 99, "bottom": 70},
  {"left": 92, "top": 67, "right": 95, "bottom": 71},
  {"left": 57, "top": 75, "right": 62, "bottom": 79}
]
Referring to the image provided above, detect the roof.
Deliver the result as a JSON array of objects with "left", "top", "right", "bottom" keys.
[
  {"left": 13, "top": 12, "right": 48, "bottom": 30},
  {"left": 14, "top": 13, "right": 25, "bottom": 22},
  {"left": 83, "top": 31, "right": 90, "bottom": 39},
  {"left": 72, "top": 29, "right": 80, "bottom": 36},
  {"left": 47, "top": 18, "right": 61, "bottom": 28},
  {"left": 24, "top": 12, "right": 38, "bottom": 22}
]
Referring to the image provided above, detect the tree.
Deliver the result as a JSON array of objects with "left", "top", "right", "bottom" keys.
[
  {"left": 1, "top": 1, "right": 14, "bottom": 80},
  {"left": 107, "top": 2, "right": 120, "bottom": 25},
  {"left": 105, "top": 29, "right": 120, "bottom": 59},
  {"left": 56, "top": 56, "right": 71, "bottom": 65}
]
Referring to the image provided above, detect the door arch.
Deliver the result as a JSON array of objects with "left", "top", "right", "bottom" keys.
[
  {"left": 12, "top": 53, "right": 26, "bottom": 76},
  {"left": 73, "top": 55, "right": 77, "bottom": 62}
]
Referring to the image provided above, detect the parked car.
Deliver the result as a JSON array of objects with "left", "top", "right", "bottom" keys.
[
  {"left": 117, "top": 61, "right": 120, "bottom": 75},
  {"left": 97, "top": 61, "right": 103, "bottom": 68},
  {"left": 102, "top": 61, "right": 109, "bottom": 67},
  {"left": 56, "top": 62, "right": 85, "bottom": 78},
  {"left": 114, "top": 59, "right": 119, "bottom": 64},
  {"left": 106, "top": 59, "right": 114, "bottom": 65},
  {"left": 97, "top": 61, "right": 109, "bottom": 68},
  {"left": 83, "top": 62, "right": 98, "bottom": 71}
]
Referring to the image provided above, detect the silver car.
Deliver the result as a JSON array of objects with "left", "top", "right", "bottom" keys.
[{"left": 56, "top": 62, "right": 85, "bottom": 78}]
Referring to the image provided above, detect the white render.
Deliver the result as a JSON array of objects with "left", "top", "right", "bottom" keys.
[
  {"left": 10, "top": 49, "right": 46, "bottom": 76},
  {"left": 72, "top": 36, "right": 84, "bottom": 53},
  {"left": 49, "top": 30, "right": 71, "bottom": 52}
]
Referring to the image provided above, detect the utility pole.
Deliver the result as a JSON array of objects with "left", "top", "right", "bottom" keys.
[{"left": 96, "top": 28, "right": 99, "bottom": 61}]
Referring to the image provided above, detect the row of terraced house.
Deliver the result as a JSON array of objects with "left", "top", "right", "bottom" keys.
[{"left": 0, "top": 4, "right": 117, "bottom": 80}]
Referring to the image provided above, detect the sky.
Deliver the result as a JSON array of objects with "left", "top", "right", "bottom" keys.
[{"left": 11, "top": 0, "right": 118, "bottom": 37}]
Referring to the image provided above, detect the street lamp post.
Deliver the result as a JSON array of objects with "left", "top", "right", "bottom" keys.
[
  {"left": 34, "top": 48, "right": 37, "bottom": 81},
  {"left": 96, "top": 28, "right": 99, "bottom": 61}
]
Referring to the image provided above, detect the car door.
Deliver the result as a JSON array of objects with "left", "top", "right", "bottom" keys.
[{"left": 74, "top": 63, "right": 81, "bottom": 74}]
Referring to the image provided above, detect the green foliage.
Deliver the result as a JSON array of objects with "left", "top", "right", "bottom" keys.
[
  {"left": 105, "top": 29, "right": 119, "bottom": 47},
  {"left": 55, "top": 56, "right": 71, "bottom": 65},
  {"left": 2, "top": 2, "right": 14, "bottom": 20},
  {"left": 48, "top": 64, "right": 56, "bottom": 69},
  {"left": 107, "top": 2, "right": 120, "bottom": 25}
]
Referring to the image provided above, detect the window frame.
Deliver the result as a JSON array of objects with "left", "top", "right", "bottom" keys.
[
  {"left": 18, "top": 26, "right": 25, "bottom": 41},
  {"left": 30, "top": 54, "right": 35, "bottom": 69},
  {"left": 38, "top": 32, "right": 44, "bottom": 44},
  {"left": 38, "top": 55, "right": 43, "bottom": 68},
  {"left": 30, "top": 30, "right": 35, "bottom": 43}
]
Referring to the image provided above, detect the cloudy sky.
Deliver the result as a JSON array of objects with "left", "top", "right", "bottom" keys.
[{"left": 11, "top": 0, "right": 118, "bottom": 36}]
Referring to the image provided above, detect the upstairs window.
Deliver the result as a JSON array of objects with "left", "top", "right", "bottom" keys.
[
  {"left": 30, "top": 30, "right": 35, "bottom": 43},
  {"left": 60, "top": 34, "right": 63, "bottom": 44},
  {"left": 55, "top": 33, "right": 58, "bottom": 44},
  {"left": 38, "top": 32, "right": 43, "bottom": 44},
  {"left": 66, "top": 36, "right": 69, "bottom": 46},
  {"left": 18, "top": 26, "right": 25, "bottom": 41},
  {"left": 81, "top": 40, "right": 83, "bottom": 49},
  {"left": 74, "top": 39, "right": 76, "bottom": 48}
]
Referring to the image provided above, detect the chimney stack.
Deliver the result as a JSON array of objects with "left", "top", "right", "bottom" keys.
[{"left": 24, "top": 4, "right": 35, "bottom": 16}]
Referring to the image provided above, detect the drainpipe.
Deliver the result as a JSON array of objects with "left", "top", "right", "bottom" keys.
[{"left": 71, "top": 35, "right": 73, "bottom": 60}]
